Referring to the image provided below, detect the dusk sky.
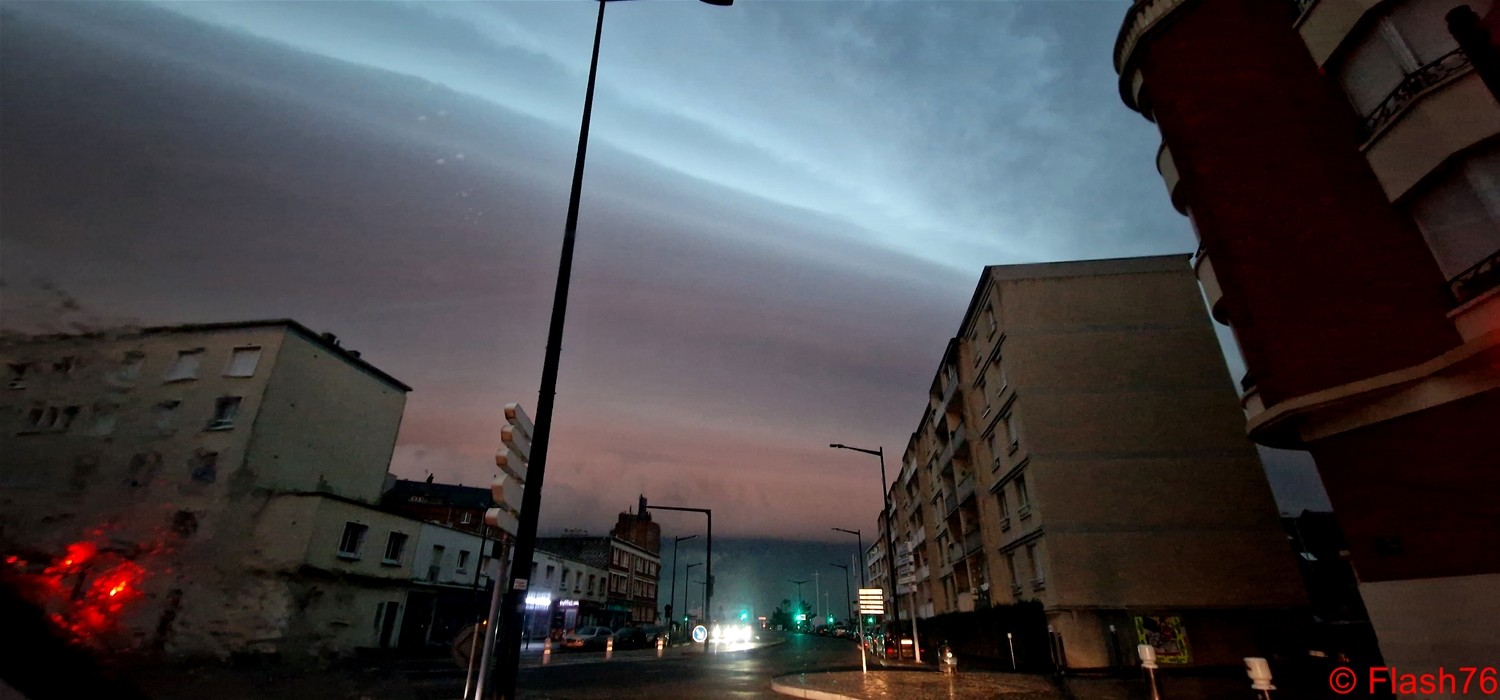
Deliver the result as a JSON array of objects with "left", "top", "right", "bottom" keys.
[{"left": 1, "top": 0, "right": 1328, "bottom": 610}]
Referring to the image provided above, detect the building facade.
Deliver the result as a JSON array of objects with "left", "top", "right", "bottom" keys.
[
  {"left": 882, "top": 257, "right": 1307, "bottom": 669},
  {"left": 536, "top": 506, "right": 662, "bottom": 629},
  {"left": 523, "top": 549, "right": 609, "bottom": 638},
  {"left": 1114, "top": 0, "right": 1500, "bottom": 681},
  {"left": 0, "top": 320, "right": 416, "bottom": 659}
]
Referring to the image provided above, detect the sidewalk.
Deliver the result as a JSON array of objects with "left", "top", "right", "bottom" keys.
[
  {"left": 771, "top": 667, "right": 1060, "bottom": 700},
  {"left": 773, "top": 663, "right": 1347, "bottom": 700}
]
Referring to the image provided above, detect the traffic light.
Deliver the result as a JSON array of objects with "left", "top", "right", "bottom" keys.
[
  {"left": 827, "top": 614, "right": 834, "bottom": 625},
  {"left": 795, "top": 613, "right": 807, "bottom": 622},
  {"left": 485, "top": 403, "right": 533, "bottom": 534},
  {"left": 740, "top": 610, "right": 749, "bottom": 621},
  {"left": 864, "top": 616, "right": 875, "bottom": 625}
]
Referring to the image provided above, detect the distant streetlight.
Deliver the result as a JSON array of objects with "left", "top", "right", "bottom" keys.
[
  {"left": 495, "top": 0, "right": 734, "bottom": 694},
  {"left": 684, "top": 561, "right": 702, "bottom": 616},
  {"left": 830, "top": 443, "right": 899, "bottom": 614},
  {"left": 788, "top": 578, "right": 808, "bottom": 621},
  {"left": 832, "top": 528, "right": 865, "bottom": 587},
  {"left": 831, "top": 563, "right": 852, "bottom": 622},
  {"left": 670, "top": 534, "right": 698, "bottom": 628}
]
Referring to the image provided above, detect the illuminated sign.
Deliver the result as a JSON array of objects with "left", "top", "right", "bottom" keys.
[
  {"left": 558, "top": 599, "right": 579, "bottom": 608},
  {"left": 524, "top": 592, "right": 552, "bottom": 608}
]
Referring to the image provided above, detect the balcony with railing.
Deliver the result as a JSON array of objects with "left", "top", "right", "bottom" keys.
[
  {"left": 942, "top": 491, "right": 959, "bottom": 517},
  {"left": 1451, "top": 249, "right": 1500, "bottom": 308},
  {"left": 963, "top": 529, "right": 984, "bottom": 555},
  {"left": 1363, "top": 48, "right": 1472, "bottom": 142}
]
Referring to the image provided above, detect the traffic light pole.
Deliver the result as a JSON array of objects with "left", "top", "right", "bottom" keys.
[
  {"left": 492, "top": 1, "right": 607, "bottom": 697},
  {"left": 645, "top": 505, "right": 712, "bottom": 643}
]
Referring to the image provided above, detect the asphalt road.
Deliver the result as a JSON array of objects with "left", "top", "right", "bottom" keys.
[{"left": 516, "top": 633, "right": 866, "bottom": 699}]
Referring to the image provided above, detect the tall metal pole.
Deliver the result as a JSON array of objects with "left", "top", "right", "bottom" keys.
[
  {"left": 493, "top": 1, "right": 606, "bottom": 697},
  {"left": 833, "top": 528, "right": 865, "bottom": 588},
  {"left": 831, "top": 564, "right": 851, "bottom": 623},
  {"left": 644, "top": 506, "right": 712, "bottom": 642},
  {"left": 830, "top": 444, "right": 899, "bottom": 618},
  {"left": 684, "top": 562, "right": 702, "bottom": 617},
  {"left": 670, "top": 534, "right": 696, "bottom": 637}
]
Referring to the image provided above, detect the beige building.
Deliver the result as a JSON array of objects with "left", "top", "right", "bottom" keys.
[
  {"left": 883, "top": 256, "right": 1307, "bottom": 669},
  {"left": 0, "top": 320, "right": 414, "bottom": 659}
]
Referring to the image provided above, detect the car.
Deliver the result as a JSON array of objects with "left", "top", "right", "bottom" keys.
[
  {"left": 560, "top": 626, "right": 613, "bottom": 651},
  {"left": 613, "top": 625, "right": 667, "bottom": 650}
]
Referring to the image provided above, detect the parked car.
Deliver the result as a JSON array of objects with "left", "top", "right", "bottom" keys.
[
  {"left": 560, "top": 626, "right": 613, "bottom": 651},
  {"left": 613, "top": 626, "right": 664, "bottom": 650}
]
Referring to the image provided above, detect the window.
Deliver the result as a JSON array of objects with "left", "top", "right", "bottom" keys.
[
  {"left": 1016, "top": 474, "right": 1032, "bottom": 519},
  {"left": 546, "top": 564, "right": 556, "bottom": 581},
  {"left": 977, "top": 377, "right": 989, "bottom": 416},
  {"left": 996, "top": 357, "right": 1008, "bottom": 391},
  {"left": 428, "top": 545, "right": 445, "bottom": 580},
  {"left": 118, "top": 351, "right": 145, "bottom": 381},
  {"left": 224, "top": 346, "right": 262, "bottom": 377},
  {"left": 6, "top": 363, "right": 29, "bottom": 390},
  {"left": 459, "top": 511, "right": 473, "bottom": 525},
  {"left": 1407, "top": 143, "right": 1500, "bottom": 282},
  {"left": 383, "top": 532, "right": 408, "bottom": 564},
  {"left": 338, "top": 523, "right": 368, "bottom": 558},
  {"left": 208, "top": 396, "right": 242, "bottom": 430},
  {"left": 155, "top": 400, "right": 180, "bottom": 430},
  {"left": 54, "top": 356, "right": 79, "bottom": 375},
  {"left": 1006, "top": 553, "right": 1021, "bottom": 591},
  {"left": 996, "top": 487, "right": 1011, "bottom": 530},
  {"left": 1003, "top": 414, "right": 1018, "bottom": 452},
  {"left": 985, "top": 306, "right": 997, "bottom": 337},
  {"left": 25, "top": 404, "right": 44, "bottom": 429},
  {"left": 90, "top": 404, "right": 118, "bottom": 436},
  {"left": 1026, "top": 543, "right": 1044, "bottom": 589},
  {"left": 457, "top": 550, "right": 471, "bottom": 573},
  {"left": 189, "top": 451, "right": 219, "bottom": 483},
  {"left": 164, "top": 349, "right": 204, "bottom": 382},
  {"left": 588, "top": 574, "right": 596, "bottom": 594}
]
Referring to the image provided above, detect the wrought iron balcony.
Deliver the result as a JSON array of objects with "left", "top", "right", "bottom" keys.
[
  {"left": 1363, "top": 48, "right": 1472, "bottom": 139},
  {"left": 1451, "top": 249, "right": 1500, "bottom": 307}
]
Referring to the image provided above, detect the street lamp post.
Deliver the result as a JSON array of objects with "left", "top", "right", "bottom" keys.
[
  {"left": 832, "top": 528, "right": 865, "bottom": 587},
  {"left": 670, "top": 534, "right": 697, "bottom": 636},
  {"left": 831, "top": 563, "right": 851, "bottom": 623},
  {"left": 684, "top": 561, "right": 702, "bottom": 620},
  {"left": 830, "top": 444, "right": 899, "bottom": 618},
  {"left": 788, "top": 579, "right": 808, "bottom": 627},
  {"left": 493, "top": 0, "right": 732, "bottom": 696}
]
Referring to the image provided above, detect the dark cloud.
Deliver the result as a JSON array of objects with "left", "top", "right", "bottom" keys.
[{"left": 0, "top": 0, "right": 1325, "bottom": 551}]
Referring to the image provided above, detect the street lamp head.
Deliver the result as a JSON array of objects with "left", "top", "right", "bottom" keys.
[
  {"left": 698, "top": 0, "right": 733, "bottom": 5},
  {"left": 829, "top": 443, "right": 844, "bottom": 449},
  {"left": 676, "top": 534, "right": 699, "bottom": 543}
]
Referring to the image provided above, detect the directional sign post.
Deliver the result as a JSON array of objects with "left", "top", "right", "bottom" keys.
[
  {"left": 476, "top": 402, "right": 533, "bottom": 700},
  {"left": 856, "top": 587, "right": 885, "bottom": 674}
]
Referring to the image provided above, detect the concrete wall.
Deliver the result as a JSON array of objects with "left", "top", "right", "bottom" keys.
[{"left": 245, "top": 329, "right": 406, "bottom": 504}]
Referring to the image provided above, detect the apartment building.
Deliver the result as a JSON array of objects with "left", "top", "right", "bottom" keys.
[
  {"left": 523, "top": 549, "right": 610, "bottom": 637},
  {"left": 1114, "top": 0, "right": 1500, "bottom": 680},
  {"left": 536, "top": 507, "right": 662, "bottom": 629},
  {"left": 0, "top": 320, "right": 417, "bottom": 658},
  {"left": 883, "top": 257, "right": 1306, "bottom": 669}
]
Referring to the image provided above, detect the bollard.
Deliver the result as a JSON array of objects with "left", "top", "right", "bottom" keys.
[
  {"left": 1245, "top": 657, "right": 1275, "bottom": 700},
  {"left": 542, "top": 637, "right": 552, "bottom": 666},
  {"left": 657, "top": 635, "right": 665, "bottom": 657},
  {"left": 606, "top": 635, "right": 614, "bottom": 659},
  {"left": 939, "top": 642, "right": 958, "bottom": 675}
]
